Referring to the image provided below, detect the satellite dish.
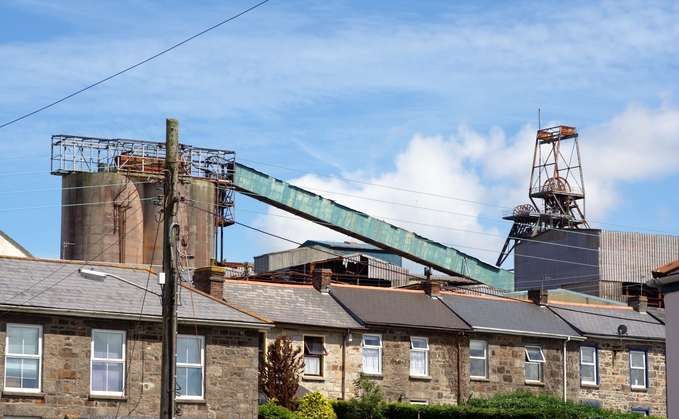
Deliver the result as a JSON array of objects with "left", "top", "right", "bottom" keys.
[{"left": 617, "top": 324, "right": 628, "bottom": 336}]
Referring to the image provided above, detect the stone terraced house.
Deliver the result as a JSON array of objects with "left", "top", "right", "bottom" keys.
[
  {"left": 1, "top": 257, "right": 667, "bottom": 418},
  {"left": 549, "top": 296, "right": 666, "bottom": 417},
  {"left": 0, "top": 256, "right": 270, "bottom": 419}
]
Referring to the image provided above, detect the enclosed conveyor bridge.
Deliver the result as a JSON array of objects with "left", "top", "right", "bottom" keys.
[{"left": 233, "top": 163, "right": 514, "bottom": 290}]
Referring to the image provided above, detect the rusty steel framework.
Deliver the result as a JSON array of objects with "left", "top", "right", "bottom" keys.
[
  {"left": 497, "top": 126, "right": 589, "bottom": 266},
  {"left": 50, "top": 134, "right": 236, "bottom": 260}
]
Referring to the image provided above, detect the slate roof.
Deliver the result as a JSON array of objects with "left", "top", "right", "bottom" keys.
[
  {"left": 439, "top": 292, "right": 581, "bottom": 338},
  {"left": 329, "top": 284, "right": 470, "bottom": 331},
  {"left": 0, "top": 256, "right": 267, "bottom": 327},
  {"left": 648, "top": 307, "right": 665, "bottom": 324},
  {"left": 548, "top": 303, "right": 665, "bottom": 340},
  {"left": 222, "top": 281, "right": 364, "bottom": 330}
]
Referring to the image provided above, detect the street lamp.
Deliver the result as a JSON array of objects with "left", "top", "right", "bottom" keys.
[{"left": 78, "top": 268, "right": 162, "bottom": 298}]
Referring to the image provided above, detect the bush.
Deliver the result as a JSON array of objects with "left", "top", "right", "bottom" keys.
[
  {"left": 259, "top": 399, "right": 299, "bottom": 419},
  {"left": 345, "top": 373, "right": 386, "bottom": 419},
  {"left": 297, "top": 391, "right": 337, "bottom": 419}
]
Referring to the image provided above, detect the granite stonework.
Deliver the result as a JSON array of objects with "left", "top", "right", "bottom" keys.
[
  {"left": 356, "top": 328, "right": 463, "bottom": 405},
  {"left": 577, "top": 338, "right": 666, "bottom": 417},
  {"left": 0, "top": 312, "right": 260, "bottom": 419},
  {"left": 466, "top": 333, "right": 580, "bottom": 400}
]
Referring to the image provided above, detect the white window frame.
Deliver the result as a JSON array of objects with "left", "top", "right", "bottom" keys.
[
  {"left": 629, "top": 350, "right": 647, "bottom": 389},
  {"left": 409, "top": 399, "right": 429, "bottom": 405},
  {"left": 580, "top": 346, "right": 597, "bottom": 385},
  {"left": 409, "top": 337, "right": 429, "bottom": 377},
  {"left": 4, "top": 324, "right": 43, "bottom": 393},
  {"left": 362, "top": 334, "right": 382, "bottom": 374},
  {"left": 469, "top": 340, "right": 487, "bottom": 379},
  {"left": 90, "top": 329, "right": 126, "bottom": 396},
  {"left": 303, "top": 335, "right": 327, "bottom": 377},
  {"left": 525, "top": 346, "right": 545, "bottom": 382},
  {"left": 176, "top": 335, "right": 205, "bottom": 399}
]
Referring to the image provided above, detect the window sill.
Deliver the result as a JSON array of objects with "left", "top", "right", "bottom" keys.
[
  {"left": 409, "top": 375, "right": 431, "bottom": 381},
  {"left": 631, "top": 386, "right": 648, "bottom": 393},
  {"left": 361, "top": 373, "right": 383, "bottom": 378},
  {"left": 177, "top": 398, "right": 206, "bottom": 405},
  {"left": 89, "top": 394, "right": 128, "bottom": 401},
  {"left": 2, "top": 390, "right": 44, "bottom": 398},
  {"left": 470, "top": 377, "right": 490, "bottom": 382},
  {"left": 302, "top": 375, "right": 326, "bottom": 382},
  {"left": 525, "top": 380, "right": 545, "bottom": 386},
  {"left": 580, "top": 383, "right": 599, "bottom": 389}
]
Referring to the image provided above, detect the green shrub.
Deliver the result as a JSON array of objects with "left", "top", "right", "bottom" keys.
[
  {"left": 345, "top": 373, "right": 386, "bottom": 419},
  {"left": 297, "top": 391, "right": 337, "bottom": 419},
  {"left": 259, "top": 399, "right": 299, "bottom": 419}
]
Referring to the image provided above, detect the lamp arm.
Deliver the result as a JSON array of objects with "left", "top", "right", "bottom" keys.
[{"left": 106, "top": 273, "right": 162, "bottom": 297}]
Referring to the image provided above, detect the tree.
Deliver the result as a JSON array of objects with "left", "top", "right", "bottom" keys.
[{"left": 259, "top": 334, "right": 305, "bottom": 410}]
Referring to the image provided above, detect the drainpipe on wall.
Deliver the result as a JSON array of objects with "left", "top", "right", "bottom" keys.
[
  {"left": 457, "top": 334, "right": 463, "bottom": 404},
  {"left": 342, "top": 329, "right": 349, "bottom": 400},
  {"left": 563, "top": 336, "right": 571, "bottom": 401}
]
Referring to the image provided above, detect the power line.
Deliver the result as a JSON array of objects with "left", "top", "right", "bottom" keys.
[{"left": 0, "top": 0, "right": 270, "bottom": 130}]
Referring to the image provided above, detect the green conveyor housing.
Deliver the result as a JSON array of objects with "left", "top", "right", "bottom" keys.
[{"left": 234, "top": 163, "right": 514, "bottom": 290}]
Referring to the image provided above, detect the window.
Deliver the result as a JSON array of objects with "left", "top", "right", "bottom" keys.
[
  {"left": 410, "top": 337, "right": 429, "bottom": 377},
  {"left": 303, "top": 336, "right": 327, "bottom": 377},
  {"left": 362, "top": 334, "right": 382, "bottom": 374},
  {"left": 525, "top": 346, "right": 545, "bottom": 382},
  {"left": 580, "top": 346, "right": 598, "bottom": 385},
  {"left": 469, "top": 340, "right": 487, "bottom": 378},
  {"left": 630, "top": 406, "right": 650, "bottom": 416},
  {"left": 91, "top": 330, "right": 125, "bottom": 395},
  {"left": 629, "top": 350, "right": 647, "bottom": 388},
  {"left": 4, "top": 324, "right": 42, "bottom": 392},
  {"left": 176, "top": 335, "right": 204, "bottom": 399}
]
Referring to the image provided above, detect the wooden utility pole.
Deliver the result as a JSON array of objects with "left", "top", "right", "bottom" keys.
[{"left": 161, "top": 118, "right": 180, "bottom": 419}]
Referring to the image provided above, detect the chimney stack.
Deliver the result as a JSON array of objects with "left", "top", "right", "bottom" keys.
[
  {"left": 193, "top": 261, "right": 226, "bottom": 300},
  {"left": 312, "top": 268, "right": 332, "bottom": 293},
  {"left": 628, "top": 295, "right": 648, "bottom": 313},
  {"left": 423, "top": 281, "right": 441, "bottom": 298},
  {"left": 528, "top": 289, "right": 549, "bottom": 306}
]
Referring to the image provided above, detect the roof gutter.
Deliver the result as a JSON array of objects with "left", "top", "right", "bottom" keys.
[
  {"left": 0, "top": 305, "right": 272, "bottom": 330},
  {"left": 646, "top": 273, "right": 679, "bottom": 288},
  {"left": 583, "top": 333, "right": 665, "bottom": 342},
  {"left": 472, "top": 326, "right": 585, "bottom": 341}
]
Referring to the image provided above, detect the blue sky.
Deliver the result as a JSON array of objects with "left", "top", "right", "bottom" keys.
[{"left": 1, "top": 0, "right": 678, "bottom": 273}]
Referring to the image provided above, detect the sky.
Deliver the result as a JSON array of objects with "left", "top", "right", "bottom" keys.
[{"left": 1, "top": 0, "right": 678, "bottom": 277}]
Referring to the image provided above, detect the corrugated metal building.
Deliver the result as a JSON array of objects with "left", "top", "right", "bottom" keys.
[{"left": 514, "top": 229, "right": 679, "bottom": 303}]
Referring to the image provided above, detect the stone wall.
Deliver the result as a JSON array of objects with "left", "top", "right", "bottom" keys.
[
  {"left": 264, "top": 327, "right": 360, "bottom": 401},
  {"left": 0, "top": 312, "right": 260, "bottom": 419},
  {"left": 464, "top": 333, "right": 580, "bottom": 401},
  {"left": 577, "top": 338, "right": 666, "bottom": 417},
  {"left": 357, "top": 327, "right": 462, "bottom": 405}
]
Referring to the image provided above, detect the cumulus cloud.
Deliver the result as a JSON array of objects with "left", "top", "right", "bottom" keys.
[{"left": 254, "top": 104, "right": 679, "bottom": 268}]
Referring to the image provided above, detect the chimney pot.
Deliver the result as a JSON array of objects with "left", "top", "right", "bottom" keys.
[
  {"left": 528, "top": 289, "right": 549, "bottom": 306},
  {"left": 628, "top": 295, "right": 648, "bottom": 313},
  {"left": 193, "top": 265, "right": 226, "bottom": 299},
  {"left": 423, "top": 281, "right": 441, "bottom": 298},
  {"left": 312, "top": 268, "right": 332, "bottom": 293}
]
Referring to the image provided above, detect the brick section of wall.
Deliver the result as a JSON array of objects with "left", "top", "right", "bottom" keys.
[
  {"left": 577, "top": 338, "right": 666, "bottom": 417},
  {"left": 466, "top": 333, "right": 581, "bottom": 401},
  {"left": 0, "top": 313, "right": 260, "bottom": 419}
]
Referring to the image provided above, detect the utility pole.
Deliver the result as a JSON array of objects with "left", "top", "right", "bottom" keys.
[{"left": 161, "top": 118, "right": 180, "bottom": 419}]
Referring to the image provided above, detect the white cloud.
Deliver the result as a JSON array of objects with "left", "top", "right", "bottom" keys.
[{"left": 255, "top": 103, "right": 679, "bottom": 267}]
